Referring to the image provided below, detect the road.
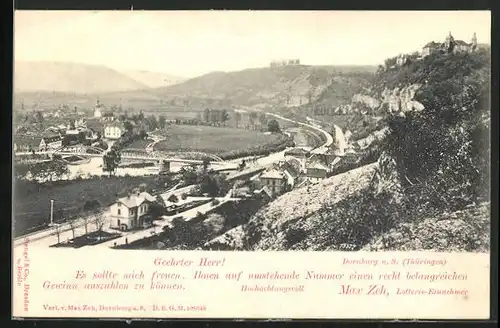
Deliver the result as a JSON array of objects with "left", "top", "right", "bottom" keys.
[{"left": 15, "top": 194, "right": 241, "bottom": 250}]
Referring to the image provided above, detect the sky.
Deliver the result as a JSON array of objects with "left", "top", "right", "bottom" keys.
[{"left": 14, "top": 11, "right": 491, "bottom": 78}]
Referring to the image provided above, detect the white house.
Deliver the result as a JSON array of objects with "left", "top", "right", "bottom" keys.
[
  {"left": 104, "top": 123, "right": 125, "bottom": 140},
  {"left": 39, "top": 134, "right": 63, "bottom": 150},
  {"left": 109, "top": 191, "right": 157, "bottom": 231}
]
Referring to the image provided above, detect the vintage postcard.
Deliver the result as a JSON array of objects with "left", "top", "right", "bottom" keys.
[{"left": 12, "top": 10, "right": 492, "bottom": 319}]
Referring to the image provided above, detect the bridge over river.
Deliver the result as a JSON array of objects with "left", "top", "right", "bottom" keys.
[{"left": 15, "top": 145, "right": 238, "bottom": 171}]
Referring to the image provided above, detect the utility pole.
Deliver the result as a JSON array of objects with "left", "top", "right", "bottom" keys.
[{"left": 50, "top": 199, "right": 54, "bottom": 226}]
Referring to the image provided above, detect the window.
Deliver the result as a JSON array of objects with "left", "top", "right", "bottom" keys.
[{"left": 117, "top": 209, "right": 121, "bottom": 215}]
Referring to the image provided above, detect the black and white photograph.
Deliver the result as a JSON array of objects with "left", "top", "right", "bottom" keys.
[{"left": 12, "top": 10, "right": 491, "bottom": 254}]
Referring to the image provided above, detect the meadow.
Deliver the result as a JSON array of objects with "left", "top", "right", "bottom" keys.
[{"left": 153, "top": 124, "right": 292, "bottom": 159}]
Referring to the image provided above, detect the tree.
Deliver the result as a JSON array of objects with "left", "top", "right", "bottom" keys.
[
  {"left": 97, "top": 140, "right": 108, "bottom": 151},
  {"left": 203, "top": 108, "right": 211, "bottom": 123},
  {"left": 202, "top": 158, "right": 210, "bottom": 173},
  {"left": 29, "top": 160, "right": 69, "bottom": 182},
  {"left": 179, "top": 166, "right": 198, "bottom": 185},
  {"left": 267, "top": 119, "right": 281, "bottom": 133},
  {"left": 249, "top": 112, "right": 258, "bottom": 130},
  {"left": 35, "top": 111, "right": 44, "bottom": 123},
  {"left": 92, "top": 212, "right": 107, "bottom": 235},
  {"left": 54, "top": 224, "right": 62, "bottom": 244},
  {"left": 82, "top": 215, "right": 90, "bottom": 235},
  {"left": 68, "top": 219, "right": 78, "bottom": 240},
  {"left": 69, "top": 119, "right": 76, "bottom": 129},
  {"left": 209, "top": 109, "right": 220, "bottom": 126},
  {"left": 102, "top": 149, "right": 121, "bottom": 175},
  {"left": 138, "top": 111, "right": 145, "bottom": 121},
  {"left": 198, "top": 173, "right": 229, "bottom": 197},
  {"left": 221, "top": 109, "right": 230, "bottom": 126},
  {"left": 258, "top": 112, "right": 268, "bottom": 129},
  {"left": 235, "top": 111, "right": 242, "bottom": 128},
  {"left": 83, "top": 199, "right": 100, "bottom": 212},
  {"left": 158, "top": 115, "right": 166, "bottom": 129},
  {"left": 146, "top": 115, "right": 158, "bottom": 131},
  {"left": 168, "top": 194, "right": 179, "bottom": 203},
  {"left": 124, "top": 121, "right": 134, "bottom": 133}
]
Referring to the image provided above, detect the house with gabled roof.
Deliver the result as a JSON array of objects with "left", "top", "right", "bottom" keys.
[
  {"left": 104, "top": 122, "right": 125, "bottom": 140},
  {"left": 39, "top": 132, "right": 63, "bottom": 150},
  {"left": 109, "top": 191, "right": 157, "bottom": 231},
  {"left": 259, "top": 168, "right": 287, "bottom": 197},
  {"left": 306, "top": 160, "right": 329, "bottom": 183}
]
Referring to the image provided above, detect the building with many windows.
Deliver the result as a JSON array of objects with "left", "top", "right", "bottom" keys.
[
  {"left": 104, "top": 122, "right": 125, "bottom": 140},
  {"left": 108, "top": 191, "right": 157, "bottom": 231},
  {"left": 421, "top": 32, "right": 478, "bottom": 57},
  {"left": 259, "top": 169, "right": 287, "bottom": 197}
]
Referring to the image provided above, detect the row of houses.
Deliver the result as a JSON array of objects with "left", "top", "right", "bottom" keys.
[
  {"left": 257, "top": 146, "right": 358, "bottom": 198},
  {"left": 14, "top": 117, "right": 130, "bottom": 153}
]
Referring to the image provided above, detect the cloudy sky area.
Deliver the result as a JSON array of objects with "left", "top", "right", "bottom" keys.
[{"left": 14, "top": 11, "right": 491, "bottom": 78}]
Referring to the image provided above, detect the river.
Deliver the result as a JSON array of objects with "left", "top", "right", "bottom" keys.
[{"left": 65, "top": 157, "right": 187, "bottom": 179}]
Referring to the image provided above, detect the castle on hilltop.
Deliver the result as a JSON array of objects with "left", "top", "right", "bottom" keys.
[
  {"left": 421, "top": 32, "right": 478, "bottom": 57},
  {"left": 270, "top": 59, "right": 300, "bottom": 68}
]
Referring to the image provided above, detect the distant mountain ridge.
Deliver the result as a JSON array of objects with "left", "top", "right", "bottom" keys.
[{"left": 14, "top": 61, "right": 152, "bottom": 94}]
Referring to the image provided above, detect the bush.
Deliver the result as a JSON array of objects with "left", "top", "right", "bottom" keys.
[
  {"left": 212, "top": 198, "right": 220, "bottom": 206},
  {"left": 168, "top": 194, "right": 179, "bottom": 203},
  {"left": 83, "top": 199, "right": 100, "bottom": 212}
]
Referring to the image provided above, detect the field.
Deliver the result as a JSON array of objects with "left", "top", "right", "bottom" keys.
[
  {"left": 153, "top": 124, "right": 291, "bottom": 159},
  {"left": 13, "top": 175, "right": 162, "bottom": 237}
]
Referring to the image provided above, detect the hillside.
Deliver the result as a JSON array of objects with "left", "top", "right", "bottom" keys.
[
  {"left": 14, "top": 61, "right": 150, "bottom": 94},
  {"left": 205, "top": 47, "right": 491, "bottom": 252},
  {"left": 151, "top": 65, "right": 376, "bottom": 108},
  {"left": 120, "top": 69, "right": 185, "bottom": 88}
]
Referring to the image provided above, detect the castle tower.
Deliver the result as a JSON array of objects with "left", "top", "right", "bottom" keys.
[
  {"left": 444, "top": 31, "right": 455, "bottom": 53},
  {"left": 471, "top": 32, "right": 477, "bottom": 50},
  {"left": 94, "top": 99, "right": 102, "bottom": 118}
]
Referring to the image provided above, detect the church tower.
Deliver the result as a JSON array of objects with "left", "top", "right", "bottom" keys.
[
  {"left": 471, "top": 32, "right": 477, "bottom": 50},
  {"left": 444, "top": 31, "right": 455, "bottom": 53},
  {"left": 94, "top": 99, "right": 102, "bottom": 118}
]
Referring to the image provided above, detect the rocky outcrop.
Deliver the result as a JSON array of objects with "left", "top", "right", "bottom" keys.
[
  {"left": 379, "top": 84, "right": 424, "bottom": 115},
  {"left": 355, "top": 126, "right": 390, "bottom": 149},
  {"left": 351, "top": 94, "right": 380, "bottom": 110}
]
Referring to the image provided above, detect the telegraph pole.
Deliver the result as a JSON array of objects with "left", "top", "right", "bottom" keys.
[{"left": 50, "top": 200, "right": 54, "bottom": 226}]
